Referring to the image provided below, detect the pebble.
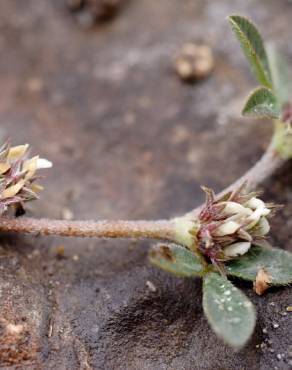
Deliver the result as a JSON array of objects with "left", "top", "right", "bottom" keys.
[
  {"left": 55, "top": 245, "right": 65, "bottom": 259},
  {"left": 61, "top": 207, "right": 74, "bottom": 220},
  {"left": 146, "top": 280, "right": 157, "bottom": 293},
  {"left": 276, "top": 353, "right": 283, "bottom": 360},
  {"left": 26, "top": 77, "right": 43, "bottom": 93},
  {"left": 72, "top": 254, "right": 79, "bottom": 261},
  {"left": 272, "top": 322, "right": 279, "bottom": 329},
  {"left": 175, "top": 43, "right": 214, "bottom": 82}
]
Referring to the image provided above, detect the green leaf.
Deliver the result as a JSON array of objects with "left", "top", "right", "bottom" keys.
[
  {"left": 203, "top": 272, "right": 256, "bottom": 348},
  {"left": 149, "top": 243, "right": 205, "bottom": 277},
  {"left": 228, "top": 15, "right": 272, "bottom": 88},
  {"left": 226, "top": 245, "right": 292, "bottom": 285},
  {"left": 266, "top": 43, "right": 291, "bottom": 105},
  {"left": 242, "top": 87, "right": 280, "bottom": 118}
]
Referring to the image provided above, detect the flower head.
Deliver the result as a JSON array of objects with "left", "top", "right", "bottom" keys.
[
  {"left": 0, "top": 141, "right": 52, "bottom": 215},
  {"left": 196, "top": 183, "right": 276, "bottom": 269}
]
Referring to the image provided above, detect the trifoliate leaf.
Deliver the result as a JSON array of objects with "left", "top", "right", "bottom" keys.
[
  {"left": 266, "top": 43, "right": 291, "bottom": 105},
  {"left": 242, "top": 87, "right": 280, "bottom": 118},
  {"left": 228, "top": 15, "right": 272, "bottom": 88},
  {"left": 149, "top": 243, "right": 205, "bottom": 277},
  {"left": 226, "top": 245, "right": 292, "bottom": 285},
  {"left": 203, "top": 272, "right": 256, "bottom": 348}
]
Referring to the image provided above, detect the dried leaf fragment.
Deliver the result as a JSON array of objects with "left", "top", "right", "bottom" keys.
[{"left": 254, "top": 268, "right": 272, "bottom": 295}]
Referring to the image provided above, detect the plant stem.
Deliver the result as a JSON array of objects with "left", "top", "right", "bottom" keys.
[
  {"left": 272, "top": 120, "right": 292, "bottom": 159},
  {"left": 0, "top": 139, "right": 286, "bottom": 242},
  {"left": 185, "top": 141, "right": 285, "bottom": 218},
  {"left": 219, "top": 141, "right": 284, "bottom": 194},
  {"left": 0, "top": 217, "right": 175, "bottom": 240}
]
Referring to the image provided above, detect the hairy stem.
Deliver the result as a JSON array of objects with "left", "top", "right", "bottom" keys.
[
  {"left": 0, "top": 138, "right": 286, "bottom": 241},
  {"left": 0, "top": 217, "right": 175, "bottom": 240},
  {"left": 185, "top": 141, "right": 285, "bottom": 218},
  {"left": 221, "top": 142, "right": 284, "bottom": 194}
]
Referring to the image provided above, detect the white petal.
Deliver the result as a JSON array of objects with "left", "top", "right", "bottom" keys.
[
  {"left": 261, "top": 208, "right": 271, "bottom": 216},
  {"left": 36, "top": 158, "right": 53, "bottom": 169},
  {"left": 224, "top": 242, "right": 251, "bottom": 258},
  {"left": 246, "top": 207, "right": 271, "bottom": 230},
  {"left": 249, "top": 208, "right": 263, "bottom": 222},
  {"left": 245, "top": 197, "right": 266, "bottom": 210},
  {"left": 256, "top": 217, "right": 270, "bottom": 236},
  {"left": 247, "top": 208, "right": 262, "bottom": 225},
  {"left": 222, "top": 202, "right": 252, "bottom": 216},
  {"left": 214, "top": 221, "right": 240, "bottom": 236}
]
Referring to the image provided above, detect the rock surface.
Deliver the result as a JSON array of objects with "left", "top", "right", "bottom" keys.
[{"left": 0, "top": 0, "right": 291, "bottom": 369}]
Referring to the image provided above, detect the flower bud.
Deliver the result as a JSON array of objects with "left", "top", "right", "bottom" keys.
[
  {"left": 224, "top": 241, "right": 251, "bottom": 258},
  {"left": 214, "top": 221, "right": 240, "bottom": 236},
  {"left": 222, "top": 201, "right": 253, "bottom": 216},
  {"left": 245, "top": 197, "right": 265, "bottom": 210}
]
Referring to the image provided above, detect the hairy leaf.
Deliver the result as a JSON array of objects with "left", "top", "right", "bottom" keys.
[
  {"left": 228, "top": 15, "right": 272, "bottom": 88},
  {"left": 242, "top": 87, "right": 280, "bottom": 118},
  {"left": 226, "top": 245, "right": 292, "bottom": 285},
  {"left": 203, "top": 272, "right": 256, "bottom": 348},
  {"left": 149, "top": 243, "right": 204, "bottom": 277},
  {"left": 267, "top": 43, "right": 291, "bottom": 105}
]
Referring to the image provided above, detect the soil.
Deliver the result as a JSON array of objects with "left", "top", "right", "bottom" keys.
[
  {"left": 67, "top": 0, "right": 128, "bottom": 27},
  {"left": 0, "top": 0, "right": 291, "bottom": 369}
]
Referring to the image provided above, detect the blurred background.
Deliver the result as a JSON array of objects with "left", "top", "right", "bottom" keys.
[{"left": 0, "top": 1, "right": 291, "bottom": 369}]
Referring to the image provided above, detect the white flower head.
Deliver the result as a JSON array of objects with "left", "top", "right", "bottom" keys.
[
  {"left": 0, "top": 141, "right": 52, "bottom": 215},
  {"left": 197, "top": 183, "right": 276, "bottom": 267}
]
